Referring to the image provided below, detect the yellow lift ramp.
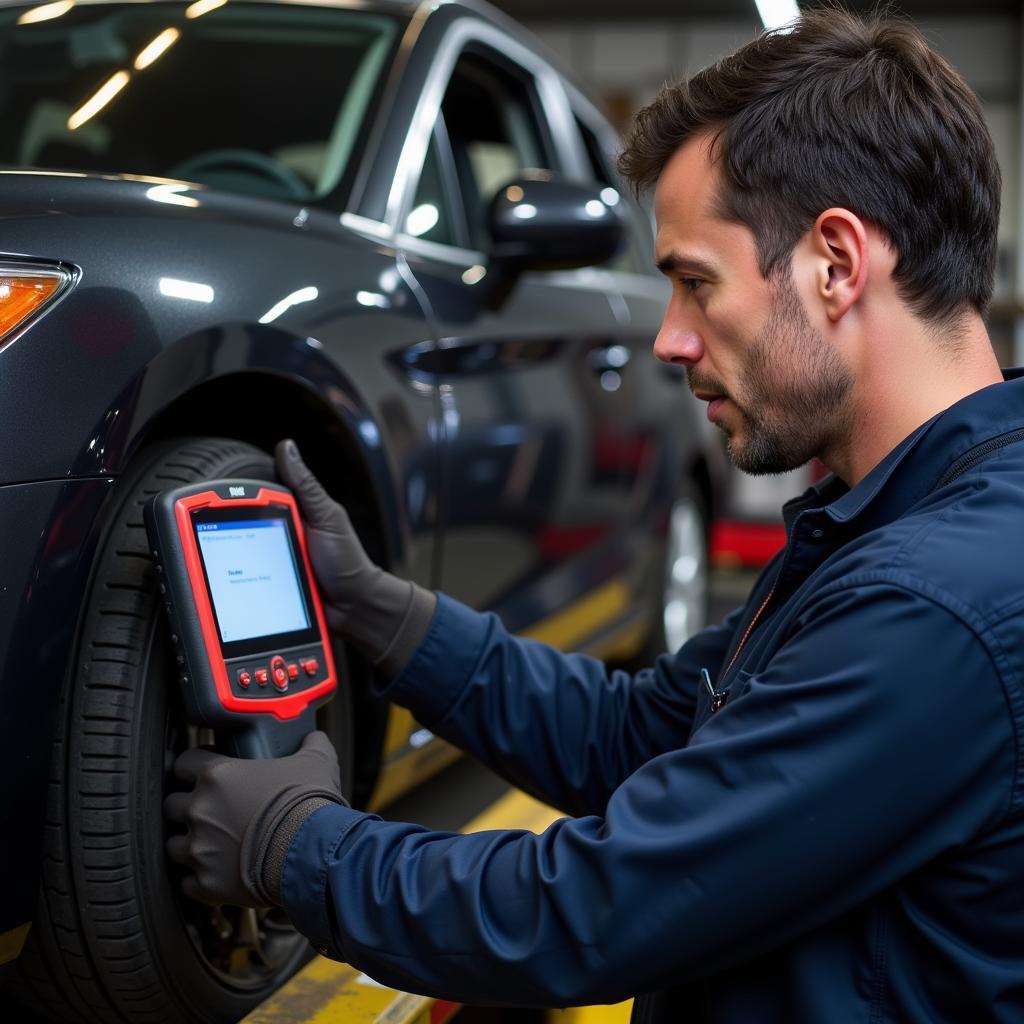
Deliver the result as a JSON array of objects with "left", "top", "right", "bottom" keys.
[{"left": 242, "top": 789, "right": 632, "bottom": 1024}]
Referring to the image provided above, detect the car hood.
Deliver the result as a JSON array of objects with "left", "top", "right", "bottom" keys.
[{"left": 0, "top": 169, "right": 370, "bottom": 247}]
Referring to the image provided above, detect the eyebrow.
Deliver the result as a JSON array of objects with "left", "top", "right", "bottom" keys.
[{"left": 655, "top": 252, "right": 718, "bottom": 278}]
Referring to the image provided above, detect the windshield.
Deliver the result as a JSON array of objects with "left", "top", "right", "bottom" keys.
[{"left": 0, "top": 1, "right": 401, "bottom": 205}]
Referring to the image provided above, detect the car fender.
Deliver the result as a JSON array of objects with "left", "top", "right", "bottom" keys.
[{"left": 72, "top": 321, "right": 412, "bottom": 572}]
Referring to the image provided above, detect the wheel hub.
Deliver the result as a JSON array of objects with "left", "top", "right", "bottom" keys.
[{"left": 662, "top": 497, "right": 708, "bottom": 653}]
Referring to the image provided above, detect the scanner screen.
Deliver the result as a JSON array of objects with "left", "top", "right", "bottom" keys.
[{"left": 195, "top": 518, "right": 310, "bottom": 643}]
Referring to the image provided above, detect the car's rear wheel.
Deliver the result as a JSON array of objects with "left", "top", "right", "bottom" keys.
[
  {"left": 630, "top": 481, "right": 710, "bottom": 665},
  {"left": 661, "top": 486, "right": 710, "bottom": 655},
  {"left": 10, "top": 438, "right": 353, "bottom": 1024}
]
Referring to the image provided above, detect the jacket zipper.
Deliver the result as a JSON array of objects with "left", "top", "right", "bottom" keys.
[{"left": 936, "top": 427, "right": 1024, "bottom": 487}]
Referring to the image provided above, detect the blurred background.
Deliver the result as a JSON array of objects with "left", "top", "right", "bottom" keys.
[{"left": 492, "top": 0, "right": 1023, "bottom": 574}]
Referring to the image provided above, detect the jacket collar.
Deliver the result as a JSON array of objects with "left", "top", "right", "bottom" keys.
[{"left": 783, "top": 368, "right": 1024, "bottom": 536}]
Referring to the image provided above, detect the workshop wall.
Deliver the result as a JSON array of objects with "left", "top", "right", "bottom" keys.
[{"left": 529, "top": 11, "right": 1023, "bottom": 357}]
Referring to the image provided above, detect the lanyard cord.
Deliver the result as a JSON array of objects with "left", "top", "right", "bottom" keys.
[{"left": 723, "top": 586, "right": 775, "bottom": 677}]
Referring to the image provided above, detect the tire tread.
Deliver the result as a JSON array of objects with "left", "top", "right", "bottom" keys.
[{"left": 8, "top": 439, "right": 278, "bottom": 1024}]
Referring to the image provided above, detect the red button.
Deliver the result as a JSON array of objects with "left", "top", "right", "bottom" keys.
[
  {"left": 301, "top": 658, "right": 319, "bottom": 676},
  {"left": 270, "top": 656, "right": 288, "bottom": 692},
  {"left": 255, "top": 668, "right": 269, "bottom": 686},
  {"left": 237, "top": 670, "right": 252, "bottom": 689},
  {"left": 287, "top": 662, "right": 299, "bottom": 680}
]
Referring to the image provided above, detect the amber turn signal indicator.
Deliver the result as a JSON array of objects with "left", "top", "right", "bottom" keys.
[{"left": 0, "top": 268, "right": 71, "bottom": 351}]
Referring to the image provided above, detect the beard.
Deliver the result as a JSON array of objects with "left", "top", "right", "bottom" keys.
[{"left": 689, "top": 271, "right": 854, "bottom": 475}]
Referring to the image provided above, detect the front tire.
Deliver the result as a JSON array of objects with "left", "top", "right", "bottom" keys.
[{"left": 11, "top": 438, "right": 353, "bottom": 1024}]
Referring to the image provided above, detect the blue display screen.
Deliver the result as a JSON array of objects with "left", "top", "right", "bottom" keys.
[{"left": 195, "top": 519, "right": 310, "bottom": 643}]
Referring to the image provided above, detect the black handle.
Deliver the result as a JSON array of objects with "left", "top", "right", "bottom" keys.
[{"left": 220, "top": 706, "right": 318, "bottom": 759}]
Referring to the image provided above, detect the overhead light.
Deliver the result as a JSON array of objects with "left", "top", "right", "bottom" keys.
[
  {"left": 259, "top": 286, "right": 318, "bottom": 324},
  {"left": 134, "top": 28, "right": 180, "bottom": 70},
  {"left": 754, "top": 0, "right": 799, "bottom": 31},
  {"left": 186, "top": 0, "right": 227, "bottom": 19},
  {"left": 16, "top": 0, "right": 75, "bottom": 25},
  {"left": 159, "top": 277, "right": 213, "bottom": 303},
  {"left": 68, "top": 71, "right": 130, "bottom": 131}
]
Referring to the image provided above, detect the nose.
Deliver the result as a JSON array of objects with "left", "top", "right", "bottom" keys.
[{"left": 653, "top": 301, "right": 704, "bottom": 366}]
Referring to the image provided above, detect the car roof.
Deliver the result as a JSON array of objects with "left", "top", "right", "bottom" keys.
[{"left": 0, "top": 0, "right": 497, "bottom": 19}]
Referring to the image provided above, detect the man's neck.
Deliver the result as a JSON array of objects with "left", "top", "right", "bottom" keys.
[{"left": 823, "top": 314, "right": 1003, "bottom": 487}]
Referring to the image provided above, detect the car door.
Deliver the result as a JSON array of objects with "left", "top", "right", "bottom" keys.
[
  {"left": 566, "top": 95, "right": 719, "bottom": 656},
  {"left": 394, "top": 32, "right": 638, "bottom": 645}
]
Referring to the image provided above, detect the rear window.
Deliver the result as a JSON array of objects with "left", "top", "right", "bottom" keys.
[{"left": 0, "top": 1, "right": 401, "bottom": 205}]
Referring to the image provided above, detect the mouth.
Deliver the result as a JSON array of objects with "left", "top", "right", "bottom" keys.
[{"left": 692, "top": 391, "right": 729, "bottom": 422}]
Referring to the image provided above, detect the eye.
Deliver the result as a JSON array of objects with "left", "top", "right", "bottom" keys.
[{"left": 679, "top": 277, "right": 704, "bottom": 294}]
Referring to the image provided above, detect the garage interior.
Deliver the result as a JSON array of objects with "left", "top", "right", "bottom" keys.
[{"left": 2, "top": 0, "right": 1021, "bottom": 1022}]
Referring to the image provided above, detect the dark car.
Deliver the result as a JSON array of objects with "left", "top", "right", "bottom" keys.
[{"left": 0, "top": 0, "right": 725, "bottom": 1020}]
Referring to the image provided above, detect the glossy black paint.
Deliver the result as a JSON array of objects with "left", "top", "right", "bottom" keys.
[
  {"left": 0, "top": 172, "right": 448, "bottom": 939},
  {"left": 488, "top": 174, "right": 625, "bottom": 269},
  {"left": 0, "top": 477, "right": 116, "bottom": 939},
  {"left": 0, "top": 0, "right": 724, "bottom": 949}
]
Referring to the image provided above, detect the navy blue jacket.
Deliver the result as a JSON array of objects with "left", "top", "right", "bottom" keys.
[{"left": 284, "top": 372, "right": 1024, "bottom": 1022}]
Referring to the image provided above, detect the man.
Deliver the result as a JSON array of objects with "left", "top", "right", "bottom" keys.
[{"left": 166, "top": 10, "right": 1024, "bottom": 1021}]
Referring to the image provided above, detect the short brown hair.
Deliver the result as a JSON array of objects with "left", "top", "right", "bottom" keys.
[{"left": 619, "top": 8, "right": 1001, "bottom": 324}]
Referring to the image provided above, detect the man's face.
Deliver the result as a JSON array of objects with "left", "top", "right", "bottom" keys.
[{"left": 653, "top": 136, "right": 854, "bottom": 475}]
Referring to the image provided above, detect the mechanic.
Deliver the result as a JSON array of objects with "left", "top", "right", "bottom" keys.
[{"left": 165, "top": 10, "right": 1024, "bottom": 1022}]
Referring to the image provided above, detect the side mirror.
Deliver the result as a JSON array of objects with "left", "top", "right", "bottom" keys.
[{"left": 481, "top": 172, "right": 626, "bottom": 308}]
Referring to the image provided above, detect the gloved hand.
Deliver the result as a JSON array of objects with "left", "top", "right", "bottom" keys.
[
  {"left": 275, "top": 438, "right": 436, "bottom": 678},
  {"left": 165, "top": 730, "right": 346, "bottom": 907}
]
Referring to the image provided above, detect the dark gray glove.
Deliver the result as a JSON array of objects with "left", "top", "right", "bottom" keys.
[
  {"left": 275, "top": 438, "right": 436, "bottom": 678},
  {"left": 165, "top": 730, "right": 345, "bottom": 908}
]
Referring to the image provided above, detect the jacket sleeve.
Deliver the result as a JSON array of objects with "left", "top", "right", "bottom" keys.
[
  {"left": 283, "top": 580, "right": 1014, "bottom": 1007},
  {"left": 376, "top": 593, "right": 748, "bottom": 816}
]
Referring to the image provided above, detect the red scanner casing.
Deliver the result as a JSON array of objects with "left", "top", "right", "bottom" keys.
[
  {"left": 145, "top": 480, "right": 337, "bottom": 757},
  {"left": 174, "top": 485, "right": 336, "bottom": 720}
]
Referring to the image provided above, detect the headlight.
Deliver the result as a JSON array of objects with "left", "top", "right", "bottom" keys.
[{"left": 0, "top": 262, "right": 77, "bottom": 353}]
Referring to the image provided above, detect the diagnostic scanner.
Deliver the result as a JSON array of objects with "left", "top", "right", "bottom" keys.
[{"left": 145, "top": 480, "right": 336, "bottom": 758}]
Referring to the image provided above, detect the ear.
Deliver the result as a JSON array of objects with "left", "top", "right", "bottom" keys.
[{"left": 810, "top": 208, "right": 869, "bottom": 322}]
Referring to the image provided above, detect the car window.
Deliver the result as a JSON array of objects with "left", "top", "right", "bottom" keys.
[
  {"left": 0, "top": 2, "right": 400, "bottom": 205},
  {"left": 433, "top": 49, "right": 553, "bottom": 250},
  {"left": 404, "top": 129, "right": 459, "bottom": 246},
  {"left": 574, "top": 115, "right": 652, "bottom": 276}
]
